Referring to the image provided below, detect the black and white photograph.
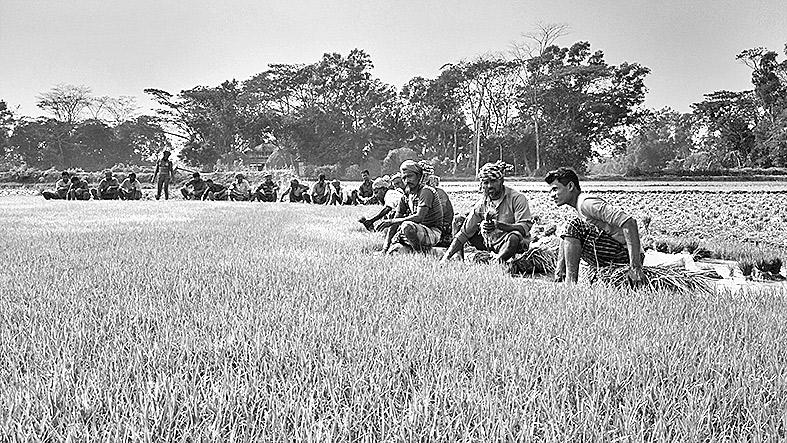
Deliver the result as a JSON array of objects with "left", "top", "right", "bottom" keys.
[{"left": 1, "top": 0, "right": 786, "bottom": 439}]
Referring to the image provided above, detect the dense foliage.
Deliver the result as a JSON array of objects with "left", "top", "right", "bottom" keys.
[
  {"left": 1, "top": 86, "right": 170, "bottom": 170},
  {"left": 2, "top": 35, "right": 785, "bottom": 175}
]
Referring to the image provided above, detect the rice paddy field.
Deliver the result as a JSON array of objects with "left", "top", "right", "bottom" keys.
[{"left": 2, "top": 182, "right": 787, "bottom": 440}]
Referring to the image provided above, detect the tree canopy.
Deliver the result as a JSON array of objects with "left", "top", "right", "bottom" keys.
[{"left": 5, "top": 34, "right": 786, "bottom": 175}]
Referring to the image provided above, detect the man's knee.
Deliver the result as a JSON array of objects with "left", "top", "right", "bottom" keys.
[
  {"left": 452, "top": 214, "right": 466, "bottom": 236},
  {"left": 400, "top": 221, "right": 418, "bottom": 236},
  {"left": 507, "top": 232, "right": 522, "bottom": 249}
]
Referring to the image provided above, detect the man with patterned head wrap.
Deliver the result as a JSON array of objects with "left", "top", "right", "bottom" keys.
[
  {"left": 441, "top": 161, "right": 533, "bottom": 264},
  {"left": 377, "top": 159, "right": 443, "bottom": 253}
]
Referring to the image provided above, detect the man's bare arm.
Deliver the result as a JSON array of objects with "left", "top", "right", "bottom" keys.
[{"left": 621, "top": 218, "right": 643, "bottom": 268}]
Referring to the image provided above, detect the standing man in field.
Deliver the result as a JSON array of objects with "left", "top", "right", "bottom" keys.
[
  {"left": 181, "top": 172, "right": 208, "bottom": 200},
  {"left": 91, "top": 170, "right": 121, "bottom": 200},
  {"left": 441, "top": 161, "right": 532, "bottom": 264},
  {"left": 252, "top": 173, "right": 279, "bottom": 202},
  {"left": 545, "top": 167, "right": 644, "bottom": 285},
  {"left": 119, "top": 172, "right": 143, "bottom": 200},
  {"left": 42, "top": 171, "right": 71, "bottom": 200},
  {"left": 229, "top": 173, "right": 251, "bottom": 201},
  {"left": 377, "top": 160, "right": 443, "bottom": 254},
  {"left": 152, "top": 150, "right": 175, "bottom": 200}
]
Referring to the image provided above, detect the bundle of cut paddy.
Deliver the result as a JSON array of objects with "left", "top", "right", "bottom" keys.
[
  {"left": 587, "top": 264, "right": 715, "bottom": 295},
  {"left": 509, "top": 245, "right": 557, "bottom": 277}
]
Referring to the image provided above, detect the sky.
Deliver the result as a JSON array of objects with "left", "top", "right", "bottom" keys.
[{"left": 1, "top": 0, "right": 785, "bottom": 118}]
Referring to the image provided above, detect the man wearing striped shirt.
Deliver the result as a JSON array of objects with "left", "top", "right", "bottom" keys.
[{"left": 546, "top": 167, "right": 644, "bottom": 285}]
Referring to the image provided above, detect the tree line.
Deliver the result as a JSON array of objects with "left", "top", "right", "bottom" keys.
[{"left": 1, "top": 26, "right": 785, "bottom": 175}]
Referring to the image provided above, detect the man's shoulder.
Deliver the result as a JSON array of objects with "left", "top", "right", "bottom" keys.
[
  {"left": 577, "top": 194, "right": 610, "bottom": 216},
  {"left": 418, "top": 185, "right": 438, "bottom": 201},
  {"left": 503, "top": 186, "right": 530, "bottom": 205},
  {"left": 504, "top": 185, "right": 527, "bottom": 199}
]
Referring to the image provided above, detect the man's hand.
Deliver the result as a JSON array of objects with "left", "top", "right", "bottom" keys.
[
  {"left": 481, "top": 220, "right": 496, "bottom": 233},
  {"left": 358, "top": 217, "right": 374, "bottom": 232},
  {"left": 628, "top": 266, "right": 645, "bottom": 285}
]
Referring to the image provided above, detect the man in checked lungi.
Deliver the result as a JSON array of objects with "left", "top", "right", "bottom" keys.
[{"left": 545, "top": 167, "right": 644, "bottom": 285}]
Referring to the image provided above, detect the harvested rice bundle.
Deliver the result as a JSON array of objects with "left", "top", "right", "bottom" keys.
[
  {"left": 588, "top": 264, "right": 715, "bottom": 295},
  {"left": 508, "top": 245, "right": 557, "bottom": 277}
]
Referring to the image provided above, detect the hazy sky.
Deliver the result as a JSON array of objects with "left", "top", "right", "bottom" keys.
[{"left": 1, "top": 0, "right": 785, "bottom": 117}]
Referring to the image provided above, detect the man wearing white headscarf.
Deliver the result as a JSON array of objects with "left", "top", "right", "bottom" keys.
[
  {"left": 441, "top": 161, "right": 533, "bottom": 263},
  {"left": 358, "top": 175, "right": 405, "bottom": 231}
]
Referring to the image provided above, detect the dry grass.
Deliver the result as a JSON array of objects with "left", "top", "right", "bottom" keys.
[
  {"left": 1, "top": 197, "right": 787, "bottom": 440},
  {"left": 588, "top": 265, "right": 716, "bottom": 296}
]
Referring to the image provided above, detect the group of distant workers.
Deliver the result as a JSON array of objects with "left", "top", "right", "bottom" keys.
[
  {"left": 41, "top": 149, "right": 644, "bottom": 284},
  {"left": 42, "top": 170, "right": 144, "bottom": 201}
]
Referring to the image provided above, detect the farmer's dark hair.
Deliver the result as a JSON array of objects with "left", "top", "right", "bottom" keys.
[
  {"left": 362, "top": 169, "right": 369, "bottom": 175},
  {"left": 129, "top": 172, "right": 136, "bottom": 179},
  {"left": 545, "top": 167, "right": 581, "bottom": 192},
  {"left": 61, "top": 170, "right": 70, "bottom": 176},
  {"left": 318, "top": 173, "right": 326, "bottom": 180}
]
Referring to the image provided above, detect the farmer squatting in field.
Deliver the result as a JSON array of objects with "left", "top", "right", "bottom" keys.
[
  {"left": 280, "top": 179, "right": 312, "bottom": 203},
  {"left": 376, "top": 160, "right": 445, "bottom": 254},
  {"left": 181, "top": 172, "right": 208, "bottom": 200},
  {"left": 251, "top": 173, "right": 279, "bottom": 202},
  {"left": 91, "top": 170, "right": 121, "bottom": 200},
  {"left": 66, "top": 175, "right": 91, "bottom": 200},
  {"left": 228, "top": 174, "right": 252, "bottom": 201},
  {"left": 119, "top": 172, "right": 143, "bottom": 200},
  {"left": 355, "top": 169, "right": 375, "bottom": 205},
  {"left": 311, "top": 174, "right": 330, "bottom": 204},
  {"left": 42, "top": 171, "right": 71, "bottom": 200},
  {"left": 546, "top": 167, "right": 644, "bottom": 285},
  {"left": 202, "top": 179, "right": 229, "bottom": 201},
  {"left": 440, "top": 161, "right": 533, "bottom": 265}
]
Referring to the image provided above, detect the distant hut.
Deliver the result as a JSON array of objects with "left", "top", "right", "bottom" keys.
[
  {"left": 244, "top": 143, "right": 279, "bottom": 170},
  {"left": 265, "top": 147, "right": 296, "bottom": 170}
]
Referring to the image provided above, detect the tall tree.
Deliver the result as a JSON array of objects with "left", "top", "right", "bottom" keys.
[
  {"left": 511, "top": 23, "right": 570, "bottom": 170},
  {"left": 691, "top": 90, "right": 759, "bottom": 167},
  {"left": 625, "top": 108, "right": 694, "bottom": 171},
  {"left": 516, "top": 41, "right": 650, "bottom": 172},
  {"left": 36, "top": 84, "right": 93, "bottom": 124},
  {"left": 0, "top": 100, "right": 14, "bottom": 158}
]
